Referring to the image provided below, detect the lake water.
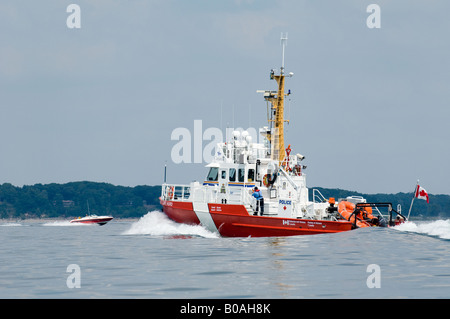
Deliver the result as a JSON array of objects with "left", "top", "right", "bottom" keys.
[{"left": 1, "top": 211, "right": 450, "bottom": 299}]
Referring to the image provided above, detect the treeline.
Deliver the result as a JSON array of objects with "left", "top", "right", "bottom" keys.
[
  {"left": 312, "top": 187, "right": 450, "bottom": 219},
  {"left": 0, "top": 182, "right": 162, "bottom": 219},
  {"left": 0, "top": 182, "right": 448, "bottom": 219}
]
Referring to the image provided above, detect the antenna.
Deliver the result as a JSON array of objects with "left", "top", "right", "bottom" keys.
[
  {"left": 232, "top": 104, "right": 235, "bottom": 129},
  {"left": 164, "top": 161, "right": 167, "bottom": 183},
  {"left": 280, "top": 32, "right": 288, "bottom": 74},
  {"left": 220, "top": 100, "right": 223, "bottom": 135}
]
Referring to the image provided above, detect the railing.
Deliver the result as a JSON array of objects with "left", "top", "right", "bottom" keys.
[
  {"left": 355, "top": 202, "right": 407, "bottom": 227},
  {"left": 161, "top": 184, "right": 191, "bottom": 201},
  {"left": 161, "top": 183, "right": 255, "bottom": 208},
  {"left": 312, "top": 189, "right": 327, "bottom": 203},
  {"left": 241, "top": 187, "right": 257, "bottom": 208}
]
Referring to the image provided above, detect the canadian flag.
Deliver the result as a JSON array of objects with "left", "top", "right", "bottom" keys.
[{"left": 415, "top": 185, "right": 429, "bottom": 203}]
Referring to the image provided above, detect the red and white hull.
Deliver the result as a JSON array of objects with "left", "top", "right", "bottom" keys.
[
  {"left": 70, "top": 216, "right": 114, "bottom": 226},
  {"left": 160, "top": 198, "right": 352, "bottom": 237}
]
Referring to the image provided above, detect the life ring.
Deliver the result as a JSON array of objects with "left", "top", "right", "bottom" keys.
[
  {"left": 263, "top": 174, "right": 270, "bottom": 187},
  {"left": 263, "top": 172, "right": 277, "bottom": 187},
  {"left": 167, "top": 186, "right": 174, "bottom": 199}
]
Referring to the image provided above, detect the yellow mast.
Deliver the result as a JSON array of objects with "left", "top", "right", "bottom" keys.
[
  {"left": 261, "top": 33, "right": 291, "bottom": 164},
  {"left": 272, "top": 72, "right": 287, "bottom": 163}
]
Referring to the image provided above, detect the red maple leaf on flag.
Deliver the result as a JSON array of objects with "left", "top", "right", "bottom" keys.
[{"left": 415, "top": 185, "right": 429, "bottom": 203}]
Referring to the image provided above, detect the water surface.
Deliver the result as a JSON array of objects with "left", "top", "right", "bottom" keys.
[{"left": 1, "top": 211, "right": 450, "bottom": 298}]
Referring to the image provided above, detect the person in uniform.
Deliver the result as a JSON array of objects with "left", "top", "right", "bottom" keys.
[{"left": 252, "top": 187, "right": 264, "bottom": 216}]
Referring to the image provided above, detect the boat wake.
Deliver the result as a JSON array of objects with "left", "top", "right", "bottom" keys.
[
  {"left": 394, "top": 220, "right": 450, "bottom": 240},
  {"left": 122, "top": 211, "right": 219, "bottom": 238},
  {"left": 0, "top": 222, "right": 25, "bottom": 227},
  {"left": 43, "top": 221, "right": 85, "bottom": 226}
]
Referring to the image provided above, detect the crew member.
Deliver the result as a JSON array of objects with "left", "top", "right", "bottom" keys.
[
  {"left": 252, "top": 187, "right": 264, "bottom": 216},
  {"left": 395, "top": 216, "right": 404, "bottom": 225}
]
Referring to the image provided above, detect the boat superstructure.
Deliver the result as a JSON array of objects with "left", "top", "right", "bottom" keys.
[{"left": 160, "top": 35, "right": 406, "bottom": 237}]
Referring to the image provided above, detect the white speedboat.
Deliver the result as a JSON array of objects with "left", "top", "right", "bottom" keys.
[{"left": 70, "top": 215, "right": 113, "bottom": 226}]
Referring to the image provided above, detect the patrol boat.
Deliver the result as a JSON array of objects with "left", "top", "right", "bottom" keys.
[{"left": 160, "top": 35, "right": 406, "bottom": 237}]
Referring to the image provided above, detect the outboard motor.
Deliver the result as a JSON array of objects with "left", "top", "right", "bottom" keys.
[{"left": 378, "top": 216, "right": 388, "bottom": 227}]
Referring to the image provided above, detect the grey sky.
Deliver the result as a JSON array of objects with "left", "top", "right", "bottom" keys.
[{"left": 0, "top": 1, "right": 448, "bottom": 195}]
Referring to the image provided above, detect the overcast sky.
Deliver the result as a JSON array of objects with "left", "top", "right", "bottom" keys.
[{"left": 0, "top": 0, "right": 448, "bottom": 195}]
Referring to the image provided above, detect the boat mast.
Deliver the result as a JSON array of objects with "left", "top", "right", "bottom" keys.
[{"left": 266, "top": 33, "right": 291, "bottom": 164}]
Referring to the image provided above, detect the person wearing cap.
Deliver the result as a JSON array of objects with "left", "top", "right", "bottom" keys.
[{"left": 252, "top": 187, "right": 264, "bottom": 216}]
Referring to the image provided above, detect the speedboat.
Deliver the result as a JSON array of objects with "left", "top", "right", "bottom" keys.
[{"left": 70, "top": 215, "right": 113, "bottom": 226}]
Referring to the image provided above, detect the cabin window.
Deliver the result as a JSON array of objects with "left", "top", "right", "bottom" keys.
[
  {"left": 248, "top": 169, "right": 255, "bottom": 182},
  {"left": 221, "top": 170, "right": 227, "bottom": 179},
  {"left": 238, "top": 168, "right": 245, "bottom": 182},
  {"left": 229, "top": 168, "right": 236, "bottom": 182},
  {"left": 206, "top": 167, "right": 218, "bottom": 181}
]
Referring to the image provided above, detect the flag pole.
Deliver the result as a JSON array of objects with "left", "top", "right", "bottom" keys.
[{"left": 407, "top": 180, "right": 419, "bottom": 220}]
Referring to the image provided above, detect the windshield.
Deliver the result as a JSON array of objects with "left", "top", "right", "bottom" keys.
[
  {"left": 206, "top": 167, "right": 218, "bottom": 181},
  {"left": 229, "top": 168, "right": 236, "bottom": 181}
]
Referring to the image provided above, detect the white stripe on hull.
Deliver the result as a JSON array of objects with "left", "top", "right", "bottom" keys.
[{"left": 192, "top": 202, "right": 219, "bottom": 234}]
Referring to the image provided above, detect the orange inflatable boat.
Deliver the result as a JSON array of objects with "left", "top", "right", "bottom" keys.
[{"left": 337, "top": 201, "right": 375, "bottom": 228}]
